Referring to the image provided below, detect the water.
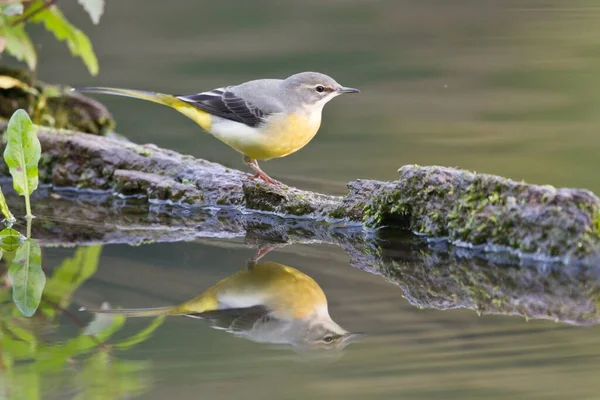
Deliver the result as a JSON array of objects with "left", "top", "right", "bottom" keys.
[{"left": 5, "top": 0, "right": 600, "bottom": 399}]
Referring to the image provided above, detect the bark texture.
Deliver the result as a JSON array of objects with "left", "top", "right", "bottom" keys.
[{"left": 2, "top": 124, "right": 595, "bottom": 264}]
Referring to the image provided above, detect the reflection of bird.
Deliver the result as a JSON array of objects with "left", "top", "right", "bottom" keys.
[
  {"left": 73, "top": 72, "right": 359, "bottom": 185},
  {"left": 83, "top": 259, "right": 361, "bottom": 351}
]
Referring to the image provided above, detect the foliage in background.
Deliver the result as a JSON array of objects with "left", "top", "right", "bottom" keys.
[
  {"left": 0, "top": 244, "right": 162, "bottom": 399},
  {"left": 0, "top": 0, "right": 105, "bottom": 75}
]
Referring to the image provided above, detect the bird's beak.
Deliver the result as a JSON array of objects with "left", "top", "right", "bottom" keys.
[{"left": 338, "top": 86, "right": 360, "bottom": 94}]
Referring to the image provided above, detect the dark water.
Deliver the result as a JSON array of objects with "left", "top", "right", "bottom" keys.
[{"left": 6, "top": 0, "right": 600, "bottom": 398}]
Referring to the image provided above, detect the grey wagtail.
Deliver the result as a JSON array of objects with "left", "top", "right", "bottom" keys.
[
  {"left": 73, "top": 72, "right": 359, "bottom": 185},
  {"left": 82, "top": 250, "right": 361, "bottom": 351}
]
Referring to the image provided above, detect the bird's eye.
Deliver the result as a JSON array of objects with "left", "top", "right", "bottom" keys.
[
  {"left": 316, "top": 85, "right": 325, "bottom": 93},
  {"left": 323, "top": 335, "right": 335, "bottom": 343}
]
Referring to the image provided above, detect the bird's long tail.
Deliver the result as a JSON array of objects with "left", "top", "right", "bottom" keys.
[
  {"left": 72, "top": 87, "right": 212, "bottom": 131},
  {"left": 80, "top": 305, "right": 187, "bottom": 318}
]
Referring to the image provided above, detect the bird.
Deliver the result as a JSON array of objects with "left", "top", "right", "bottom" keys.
[
  {"left": 72, "top": 72, "right": 360, "bottom": 185},
  {"left": 81, "top": 248, "right": 362, "bottom": 351}
]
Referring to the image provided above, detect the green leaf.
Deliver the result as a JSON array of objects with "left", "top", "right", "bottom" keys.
[
  {"left": 0, "top": 228, "right": 24, "bottom": 251},
  {"left": 0, "top": 187, "right": 16, "bottom": 225},
  {"left": 8, "top": 239, "right": 45, "bottom": 317},
  {"left": 77, "top": 0, "right": 104, "bottom": 24},
  {"left": 0, "top": 23, "right": 37, "bottom": 70},
  {"left": 31, "top": 4, "right": 98, "bottom": 75},
  {"left": 114, "top": 316, "right": 165, "bottom": 350},
  {"left": 3, "top": 109, "right": 40, "bottom": 199}
]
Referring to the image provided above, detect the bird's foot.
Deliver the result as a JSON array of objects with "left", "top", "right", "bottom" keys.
[{"left": 248, "top": 171, "right": 281, "bottom": 186}]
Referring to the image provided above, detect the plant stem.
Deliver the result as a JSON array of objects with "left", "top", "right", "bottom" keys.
[
  {"left": 25, "top": 196, "right": 31, "bottom": 238},
  {"left": 11, "top": 0, "right": 58, "bottom": 26}
]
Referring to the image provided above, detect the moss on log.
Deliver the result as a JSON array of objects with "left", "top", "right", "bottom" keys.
[
  {"left": 364, "top": 166, "right": 600, "bottom": 260},
  {"left": 0, "top": 121, "right": 597, "bottom": 264}
]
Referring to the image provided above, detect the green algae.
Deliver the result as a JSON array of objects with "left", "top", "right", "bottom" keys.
[{"left": 363, "top": 165, "right": 600, "bottom": 259}]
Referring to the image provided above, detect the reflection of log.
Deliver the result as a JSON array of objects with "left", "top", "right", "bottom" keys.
[
  {"left": 346, "top": 234, "right": 600, "bottom": 326},
  {"left": 0, "top": 122, "right": 596, "bottom": 264},
  {"left": 16, "top": 191, "right": 600, "bottom": 327}
]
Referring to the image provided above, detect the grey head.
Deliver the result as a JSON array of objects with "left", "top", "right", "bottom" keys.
[
  {"left": 292, "top": 317, "right": 364, "bottom": 352},
  {"left": 281, "top": 71, "right": 360, "bottom": 108}
]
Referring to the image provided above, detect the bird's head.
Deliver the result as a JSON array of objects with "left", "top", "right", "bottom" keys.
[
  {"left": 283, "top": 71, "right": 359, "bottom": 109},
  {"left": 293, "top": 316, "right": 364, "bottom": 351}
]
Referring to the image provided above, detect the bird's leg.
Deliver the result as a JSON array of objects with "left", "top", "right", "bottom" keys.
[
  {"left": 246, "top": 243, "right": 287, "bottom": 270},
  {"left": 243, "top": 156, "right": 281, "bottom": 186}
]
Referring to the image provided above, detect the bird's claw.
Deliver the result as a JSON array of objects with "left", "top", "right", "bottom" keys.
[{"left": 248, "top": 171, "right": 281, "bottom": 186}]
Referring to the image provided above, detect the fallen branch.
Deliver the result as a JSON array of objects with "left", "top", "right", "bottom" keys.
[{"left": 0, "top": 122, "right": 595, "bottom": 264}]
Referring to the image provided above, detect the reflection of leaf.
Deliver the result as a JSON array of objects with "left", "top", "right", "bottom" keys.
[
  {"left": 8, "top": 239, "right": 44, "bottom": 317},
  {"left": 30, "top": 3, "right": 98, "bottom": 76},
  {"left": 3, "top": 109, "right": 40, "bottom": 219},
  {"left": 74, "top": 353, "right": 150, "bottom": 400},
  {"left": 115, "top": 316, "right": 165, "bottom": 350},
  {"left": 43, "top": 245, "right": 102, "bottom": 312},
  {"left": 5, "top": 321, "right": 37, "bottom": 346},
  {"left": 34, "top": 313, "right": 125, "bottom": 371},
  {"left": 0, "top": 23, "right": 37, "bottom": 70},
  {"left": 2, "top": 336, "right": 36, "bottom": 359},
  {"left": 77, "top": 0, "right": 105, "bottom": 24},
  {"left": 6, "top": 364, "right": 40, "bottom": 400},
  {"left": 0, "top": 187, "right": 15, "bottom": 225},
  {"left": 0, "top": 228, "right": 24, "bottom": 251}
]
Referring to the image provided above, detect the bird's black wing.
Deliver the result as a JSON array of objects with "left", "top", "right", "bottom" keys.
[
  {"left": 185, "top": 305, "right": 273, "bottom": 333},
  {"left": 177, "top": 88, "right": 266, "bottom": 127}
]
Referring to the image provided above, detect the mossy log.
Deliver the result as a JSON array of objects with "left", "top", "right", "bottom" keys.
[
  {"left": 1, "top": 121, "right": 598, "bottom": 265},
  {"left": 8, "top": 190, "right": 599, "bottom": 326}
]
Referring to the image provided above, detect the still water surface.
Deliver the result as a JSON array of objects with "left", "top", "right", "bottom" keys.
[{"left": 11, "top": 0, "right": 600, "bottom": 398}]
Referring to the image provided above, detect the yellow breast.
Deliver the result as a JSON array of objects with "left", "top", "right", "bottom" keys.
[{"left": 244, "top": 112, "right": 322, "bottom": 161}]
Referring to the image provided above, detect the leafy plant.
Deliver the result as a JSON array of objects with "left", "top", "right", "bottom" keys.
[
  {"left": 0, "top": 245, "right": 161, "bottom": 399},
  {"left": 3, "top": 108, "right": 40, "bottom": 221},
  {"left": 0, "top": 0, "right": 105, "bottom": 75},
  {"left": 0, "top": 108, "right": 43, "bottom": 317}
]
